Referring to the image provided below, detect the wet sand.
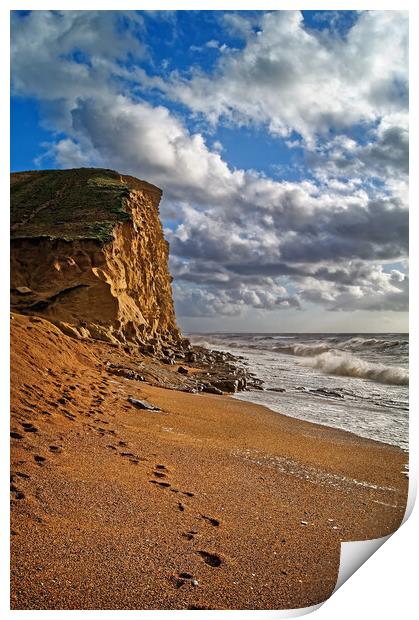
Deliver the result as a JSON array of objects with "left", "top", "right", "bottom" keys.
[{"left": 10, "top": 314, "right": 408, "bottom": 610}]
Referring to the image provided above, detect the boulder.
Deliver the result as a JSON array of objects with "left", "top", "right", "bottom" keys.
[
  {"left": 211, "top": 379, "right": 239, "bottom": 393},
  {"left": 202, "top": 385, "right": 223, "bottom": 395},
  {"left": 162, "top": 357, "right": 175, "bottom": 365}
]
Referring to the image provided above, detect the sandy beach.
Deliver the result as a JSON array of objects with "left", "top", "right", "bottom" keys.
[{"left": 10, "top": 313, "right": 408, "bottom": 610}]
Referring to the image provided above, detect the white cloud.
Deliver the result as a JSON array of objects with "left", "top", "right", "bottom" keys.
[
  {"left": 298, "top": 265, "right": 408, "bottom": 312},
  {"left": 35, "top": 138, "right": 94, "bottom": 168},
  {"left": 149, "top": 11, "right": 408, "bottom": 144},
  {"left": 173, "top": 278, "right": 301, "bottom": 317},
  {"left": 308, "top": 115, "right": 409, "bottom": 186},
  {"left": 11, "top": 11, "right": 145, "bottom": 106}
]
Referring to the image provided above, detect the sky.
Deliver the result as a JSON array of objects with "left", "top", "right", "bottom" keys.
[{"left": 10, "top": 10, "right": 409, "bottom": 333}]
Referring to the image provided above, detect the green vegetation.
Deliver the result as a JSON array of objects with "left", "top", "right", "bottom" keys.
[{"left": 11, "top": 168, "right": 133, "bottom": 242}]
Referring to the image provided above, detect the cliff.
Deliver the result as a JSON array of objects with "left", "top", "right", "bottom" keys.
[{"left": 11, "top": 168, "right": 181, "bottom": 349}]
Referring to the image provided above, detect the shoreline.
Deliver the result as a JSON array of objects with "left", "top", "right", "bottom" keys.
[
  {"left": 140, "top": 383, "right": 408, "bottom": 494},
  {"left": 232, "top": 389, "right": 410, "bottom": 454},
  {"left": 11, "top": 314, "right": 409, "bottom": 610},
  {"left": 195, "top": 337, "right": 408, "bottom": 451}
]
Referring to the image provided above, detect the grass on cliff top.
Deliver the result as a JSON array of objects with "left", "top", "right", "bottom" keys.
[{"left": 11, "top": 168, "right": 135, "bottom": 242}]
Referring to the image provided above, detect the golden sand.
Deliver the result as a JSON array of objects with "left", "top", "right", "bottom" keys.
[{"left": 10, "top": 314, "right": 408, "bottom": 609}]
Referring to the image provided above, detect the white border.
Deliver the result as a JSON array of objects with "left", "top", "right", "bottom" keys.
[{"left": 2, "top": 2, "right": 417, "bottom": 619}]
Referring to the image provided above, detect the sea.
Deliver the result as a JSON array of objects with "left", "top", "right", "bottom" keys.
[{"left": 188, "top": 333, "right": 409, "bottom": 452}]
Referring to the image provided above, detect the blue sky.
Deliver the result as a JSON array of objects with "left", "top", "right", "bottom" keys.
[{"left": 10, "top": 10, "right": 408, "bottom": 332}]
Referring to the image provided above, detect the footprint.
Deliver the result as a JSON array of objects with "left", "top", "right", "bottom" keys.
[
  {"left": 177, "top": 502, "right": 185, "bottom": 512},
  {"left": 153, "top": 471, "right": 167, "bottom": 478},
  {"left": 21, "top": 401, "right": 36, "bottom": 410},
  {"left": 150, "top": 480, "right": 171, "bottom": 488},
  {"left": 187, "top": 606, "right": 209, "bottom": 610},
  {"left": 13, "top": 471, "right": 31, "bottom": 480},
  {"left": 129, "top": 459, "right": 139, "bottom": 465},
  {"left": 120, "top": 452, "right": 135, "bottom": 458},
  {"left": 21, "top": 423, "right": 38, "bottom": 433},
  {"left": 34, "top": 455, "right": 46, "bottom": 465},
  {"left": 118, "top": 441, "right": 128, "bottom": 447},
  {"left": 10, "top": 485, "right": 25, "bottom": 500},
  {"left": 155, "top": 464, "right": 167, "bottom": 471},
  {"left": 49, "top": 445, "right": 62, "bottom": 453},
  {"left": 182, "top": 491, "right": 194, "bottom": 497},
  {"left": 197, "top": 550, "right": 222, "bottom": 567},
  {"left": 107, "top": 445, "right": 117, "bottom": 451},
  {"left": 10, "top": 431, "right": 24, "bottom": 440},
  {"left": 201, "top": 515, "right": 221, "bottom": 527},
  {"left": 183, "top": 530, "right": 198, "bottom": 541},
  {"left": 174, "top": 572, "right": 199, "bottom": 589}
]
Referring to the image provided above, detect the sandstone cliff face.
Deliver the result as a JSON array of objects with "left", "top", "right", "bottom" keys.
[{"left": 11, "top": 168, "right": 181, "bottom": 348}]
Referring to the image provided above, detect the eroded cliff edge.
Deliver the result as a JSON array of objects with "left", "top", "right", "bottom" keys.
[{"left": 11, "top": 168, "right": 181, "bottom": 349}]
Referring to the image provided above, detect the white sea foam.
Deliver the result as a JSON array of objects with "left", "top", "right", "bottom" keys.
[
  {"left": 303, "top": 351, "right": 408, "bottom": 386},
  {"left": 191, "top": 339, "right": 212, "bottom": 349},
  {"left": 339, "top": 336, "right": 407, "bottom": 351},
  {"left": 273, "top": 343, "right": 331, "bottom": 356},
  {"left": 188, "top": 332, "right": 409, "bottom": 449}
]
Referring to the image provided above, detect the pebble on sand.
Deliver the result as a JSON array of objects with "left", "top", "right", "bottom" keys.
[{"left": 127, "top": 397, "right": 160, "bottom": 411}]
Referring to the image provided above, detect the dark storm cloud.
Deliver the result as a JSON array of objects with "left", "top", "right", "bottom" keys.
[
  {"left": 168, "top": 196, "right": 408, "bottom": 268},
  {"left": 307, "top": 120, "right": 409, "bottom": 183}
]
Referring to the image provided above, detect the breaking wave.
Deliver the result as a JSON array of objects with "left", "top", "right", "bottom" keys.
[
  {"left": 188, "top": 331, "right": 408, "bottom": 449},
  {"left": 268, "top": 337, "right": 408, "bottom": 358},
  {"left": 338, "top": 337, "right": 408, "bottom": 351},
  {"left": 273, "top": 343, "right": 331, "bottom": 356},
  {"left": 189, "top": 334, "right": 408, "bottom": 360},
  {"left": 303, "top": 351, "right": 408, "bottom": 386}
]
